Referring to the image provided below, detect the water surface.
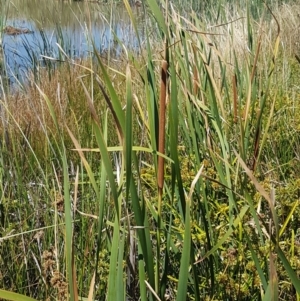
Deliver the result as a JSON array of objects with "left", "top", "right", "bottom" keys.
[{"left": 1, "top": 0, "right": 143, "bottom": 84}]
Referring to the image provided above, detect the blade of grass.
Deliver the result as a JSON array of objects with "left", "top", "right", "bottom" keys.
[
  {"left": 107, "top": 217, "right": 121, "bottom": 300},
  {"left": 0, "top": 290, "right": 38, "bottom": 301},
  {"left": 177, "top": 166, "right": 203, "bottom": 300}
]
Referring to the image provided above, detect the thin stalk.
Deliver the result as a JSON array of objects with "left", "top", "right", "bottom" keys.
[
  {"left": 232, "top": 74, "right": 238, "bottom": 124},
  {"left": 156, "top": 58, "right": 168, "bottom": 295},
  {"left": 155, "top": 0, "right": 169, "bottom": 295}
]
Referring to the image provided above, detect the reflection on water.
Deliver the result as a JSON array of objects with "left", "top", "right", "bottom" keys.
[{"left": 1, "top": 0, "right": 144, "bottom": 84}]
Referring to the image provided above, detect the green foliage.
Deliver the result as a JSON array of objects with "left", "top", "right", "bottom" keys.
[{"left": 1, "top": 1, "right": 300, "bottom": 301}]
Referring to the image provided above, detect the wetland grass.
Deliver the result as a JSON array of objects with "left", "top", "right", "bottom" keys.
[{"left": 1, "top": 1, "right": 300, "bottom": 301}]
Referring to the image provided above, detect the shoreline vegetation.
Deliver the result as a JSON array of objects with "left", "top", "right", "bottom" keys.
[
  {"left": 3, "top": 25, "right": 33, "bottom": 35},
  {"left": 1, "top": 0, "right": 300, "bottom": 300}
]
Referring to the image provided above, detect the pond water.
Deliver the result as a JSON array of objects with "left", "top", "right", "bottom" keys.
[{"left": 1, "top": 0, "right": 144, "bottom": 84}]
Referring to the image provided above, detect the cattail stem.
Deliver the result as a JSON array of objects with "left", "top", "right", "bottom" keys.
[{"left": 158, "top": 60, "right": 168, "bottom": 193}]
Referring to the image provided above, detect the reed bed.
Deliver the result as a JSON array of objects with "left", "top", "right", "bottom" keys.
[{"left": 0, "top": 0, "right": 300, "bottom": 301}]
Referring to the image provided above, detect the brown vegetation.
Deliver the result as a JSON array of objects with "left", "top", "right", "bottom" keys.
[{"left": 3, "top": 25, "right": 33, "bottom": 35}]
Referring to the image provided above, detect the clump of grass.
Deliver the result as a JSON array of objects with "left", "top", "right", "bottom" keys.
[{"left": 1, "top": 1, "right": 300, "bottom": 301}]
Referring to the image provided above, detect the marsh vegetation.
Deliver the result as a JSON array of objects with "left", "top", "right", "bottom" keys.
[{"left": 0, "top": 0, "right": 300, "bottom": 301}]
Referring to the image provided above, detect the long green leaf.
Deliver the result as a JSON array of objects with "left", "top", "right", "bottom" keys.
[
  {"left": 0, "top": 290, "right": 38, "bottom": 301},
  {"left": 145, "top": 0, "right": 168, "bottom": 37},
  {"left": 125, "top": 64, "right": 132, "bottom": 203},
  {"left": 107, "top": 217, "right": 120, "bottom": 300},
  {"left": 278, "top": 247, "right": 300, "bottom": 294},
  {"left": 176, "top": 198, "right": 191, "bottom": 301}
]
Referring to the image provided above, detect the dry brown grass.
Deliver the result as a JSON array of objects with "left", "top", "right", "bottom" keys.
[
  {"left": 0, "top": 63, "right": 89, "bottom": 156},
  {"left": 178, "top": 3, "right": 300, "bottom": 73},
  {"left": 0, "top": 53, "right": 146, "bottom": 160}
]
